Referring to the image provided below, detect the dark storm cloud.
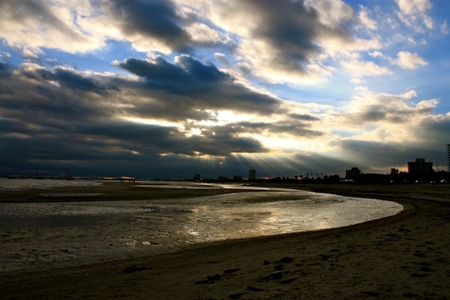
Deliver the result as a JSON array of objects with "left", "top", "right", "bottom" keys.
[
  {"left": 243, "top": 0, "right": 321, "bottom": 61},
  {"left": 52, "top": 69, "right": 107, "bottom": 92},
  {"left": 79, "top": 121, "right": 266, "bottom": 157},
  {"left": 108, "top": 0, "right": 191, "bottom": 52},
  {"left": 0, "top": 0, "right": 59, "bottom": 26},
  {"left": 0, "top": 62, "right": 272, "bottom": 176},
  {"left": 232, "top": 0, "right": 355, "bottom": 70},
  {"left": 359, "top": 107, "right": 387, "bottom": 122},
  {"left": 117, "top": 56, "right": 282, "bottom": 115},
  {"left": 118, "top": 56, "right": 230, "bottom": 88},
  {"left": 416, "top": 117, "right": 450, "bottom": 151},
  {"left": 420, "top": 117, "right": 450, "bottom": 134},
  {"left": 0, "top": 66, "right": 114, "bottom": 133},
  {"left": 0, "top": 62, "right": 12, "bottom": 78},
  {"left": 288, "top": 113, "right": 321, "bottom": 121},
  {"left": 19, "top": 66, "right": 109, "bottom": 93},
  {"left": 357, "top": 106, "right": 421, "bottom": 124}
]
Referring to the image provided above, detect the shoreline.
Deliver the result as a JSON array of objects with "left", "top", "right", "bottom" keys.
[
  {"left": 0, "top": 183, "right": 402, "bottom": 274},
  {"left": 1, "top": 183, "right": 450, "bottom": 299}
]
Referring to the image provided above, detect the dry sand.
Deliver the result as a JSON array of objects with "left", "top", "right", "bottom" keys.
[{"left": 1, "top": 182, "right": 450, "bottom": 299}]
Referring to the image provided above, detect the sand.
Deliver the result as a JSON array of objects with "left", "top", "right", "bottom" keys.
[{"left": 1, "top": 182, "right": 450, "bottom": 299}]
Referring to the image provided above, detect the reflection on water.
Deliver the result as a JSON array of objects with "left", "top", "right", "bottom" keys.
[
  {"left": 0, "top": 182, "right": 403, "bottom": 272},
  {"left": 0, "top": 189, "right": 403, "bottom": 235}
]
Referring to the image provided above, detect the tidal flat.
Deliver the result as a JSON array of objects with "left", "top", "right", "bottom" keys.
[{"left": 0, "top": 180, "right": 401, "bottom": 272}]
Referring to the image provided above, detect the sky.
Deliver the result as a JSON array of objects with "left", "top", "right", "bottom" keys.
[{"left": 0, "top": 0, "right": 449, "bottom": 179}]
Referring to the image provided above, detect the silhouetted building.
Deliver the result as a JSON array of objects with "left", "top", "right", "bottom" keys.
[
  {"left": 249, "top": 169, "right": 256, "bottom": 181},
  {"left": 408, "top": 158, "right": 433, "bottom": 176},
  {"left": 193, "top": 173, "right": 201, "bottom": 182},
  {"left": 345, "top": 167, "right": 361, "bottom": 179}
]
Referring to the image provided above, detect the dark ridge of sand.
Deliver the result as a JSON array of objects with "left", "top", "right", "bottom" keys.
[{"left": 1, "top": 183, "right": 450, "bottom": 299}]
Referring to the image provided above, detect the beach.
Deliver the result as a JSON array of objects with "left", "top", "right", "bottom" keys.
[{"left": 1, "top": 182, "right": 450, "bottom": 299}]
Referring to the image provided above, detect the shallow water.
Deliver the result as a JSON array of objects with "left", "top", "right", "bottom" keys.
[
  {"left": 0, "top": 178, "right": 101, "bottom": 191},
  {"left": 0, "top": 180, "right": 403, "bottom": 272}
]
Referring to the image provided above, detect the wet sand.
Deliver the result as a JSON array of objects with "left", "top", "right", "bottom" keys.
[
  {"left": 0, "top": 182, "right": 402, "bottom": 273},
  {"left": 1, "top": 183, "right": 450, "bottom": 299}
]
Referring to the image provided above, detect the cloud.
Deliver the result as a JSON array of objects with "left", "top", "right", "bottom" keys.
[
  {"left": 325, "top": 87, "right": 442, "bottom": 151},
  {"left": 0, "top": 61, "right": 12, "bottom": 77},
  {"left": 214, "top": 53, "right": 229, "bottom": 66},
  {"left": 21, "top": 47, "right": 45, "bottom": 59},
  {"left": 0, "top": 51, "right": 11, "bottom": 58},
  {"left": 115, "top": 55, "right": 282, "bottom": 116},
  {"left": 0, "top": 0, "right": 103, "bottom": 53},
  {"left": 395, "top": 0, "right": 433, "bottom": 31},
  {"left": 358, "top": 6, "right": 377, "bottom": 30},
  {"left": 441, "top": 60, "right": 450, "bottom": 68},
  {"left": 179, "top": 0, "right": 380, "bottom": 85},
  {"left": 0, "top": 60, "right": 288, "bottom": 174},
  {"left": 231, "top": 120, "right": 324, "bottom": 139},
  {"left": 17, "top": 63, "right": 111, "bottom": 93},
  {"left": 288, "top": 113, "right": 321, "bottom": 122},
  {"left": 369, "top": 51, "right": 384, "bottom": 58},
  {"left": 341, "top": 60, "right": 392, "bottom": 79},
  {"left": 418, "top": 115, "right": 450, "bottom": 145},
  {"left": 0, "top": 0, "right": 382, "bottom": 86},
  {"left": 89, "top": 0, "right": 233, "bottom": 54},
  {"left": 106, "top": 0, "right": 192, "bottom": 53},
  {"left": 0, "top": 0, "right": 231, "bottom": 56},
  {"left": 0, "top": 58, "right": 334, "bottom": 177},
  {"left": 396, "top": 0, "right": 431, "bottom": 15},
  {"left": 395, "top": 51, "right": 427, "bottom": 69},
  {"left": 441, "top": 20, "right": 448, "bottom": 34},
  {"left": 1, "top": 1, "right": 448, "bottom": 178},
  {"left": 336, "top": 139, "right": 418, "bottom": 170},
  {"left": 0, "top": 57, "right": 447, "bottom": 178}
]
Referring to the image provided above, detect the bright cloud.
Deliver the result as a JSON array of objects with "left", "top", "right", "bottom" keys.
[
  {"left": 358, "top": 6, "right": 377, "bottom": 30},
  {"left": 396, "top": 0, "right": 431, "bottom": 15},
  {"left": 396, "top": 51, "right": 428, "bottom": 69},
  {"left": 395, "top": 0, "right": 433, "bottom": 31},
  {"left": 341, "top": 60, "right": 392, "bottom": 79},
  {"left": 0, "top": 0, "right": 104, "bottom": 53}
]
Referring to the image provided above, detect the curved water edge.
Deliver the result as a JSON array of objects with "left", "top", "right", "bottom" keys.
[{"left": 0, "top": 179, "right": 403, "bottom": 272}]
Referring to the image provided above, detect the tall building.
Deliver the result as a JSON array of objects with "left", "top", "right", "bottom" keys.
[
  {"left": 447, "top": 144, "right": 450, "bottom": 172},
  {"left": 193, "top": 173, "right": 201, "bottom": 182},
  {"left": 408, "top": 158, "right": 433, "bottom": 176},
  {"left": 248, "top": 169, "right": 256, "bottom": 181},
  {"left": 345, "top": 167, "right": 361, "bottom": 179}
]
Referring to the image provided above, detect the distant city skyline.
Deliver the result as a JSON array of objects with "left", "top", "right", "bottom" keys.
[
  {"left": 3, "top": 155, "right": 446, "bottom": 181},
  {"left": 0, "top": 1, "right": 449, "bottom": 179}
]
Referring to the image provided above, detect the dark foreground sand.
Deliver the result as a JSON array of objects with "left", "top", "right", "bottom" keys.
[{"left": 1, "top": 183, "right": 450, "bottom": 299}]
